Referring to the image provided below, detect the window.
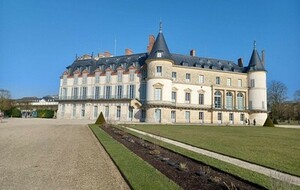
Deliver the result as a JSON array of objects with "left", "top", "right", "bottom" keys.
[
  {"left": 217, "top": 112, "right": 222, "bottom": 121},
  {"left": 250, "top": 79, "right": 255, "bottom": 87},
  {"left": 249, "top": 101, "right": 253, "bottom": 109},
  {"left": 63, "top": 76, "right": 67, "bottom": 85},
  {"left": 141, "top": 109, "right": 146, "bottom": 121},
  {"left": 62, "top": 88, "right": 68, "bottom": 99},
  {"left": 117, "top": 85, "right": 123, "bottom": 99},
  {"left": 185, "top": 92, "right": 191, "bottom": 103},
  {"left": 117, "top": 71, "right": 123, "bottom": 82},
  {"left": 157, "top": 52, "right": 162, "bottom": 58},
  {"left": 129, "top": 70, "right": 135, "bottom": 82},
  {"left": 171, "top": 91, "right": 176, "bottom": 103},
  {"left": 129, "top": 107, "right": 133, "bottom": 120},
  {"left": 186, "top": 73, "right": 191, "bottom": 82},
  {"left": 216, "top": 76, "right": 220, "bottom": 84},
  {"left": 105, "top": 106, "right": 109, "bottom": 118},
  {"left": 94, "top": 105, "right": 98, "bottom": 118},
  {"left": 72, "top": 104, "right": 76, "bottom": 117},
  {"left": 95, "top": 74, "right": 100, "bottom": 83},
  {"left": 199, "top": 75, "right": 204, "bottom": 83},
  {"left": 238, "top": 79, "right": 242, "bottom": 87},
  {"left": 116, "top": 106, "right": 121, "bottom": 120},
  {"left": 61, "top": 104, "right": 65, "bottom": 117},
  {"left": 229, "top": 113, "right": 234, "bottom": 122},
  {"left": 140, "top": 84, "right": 146, "bottom": 100},
  {"left": 171, "top": 111, "right": 176, "bottom": 123},
  {"left": 199, "top": 94, "right": 204, "bottom": 105},
  {"left": 106, "top": 72, "right": 111, "bottom": 83},
  {"left": 185, "top": 111, "right": 190, "bottom": 123},
  {"left": 172, "top": 72, "right": 177, "bottom": 81},
  {"left": 95, "top": 86, "right": 100, "bottom": 99},
  {"left": 81, "top": 104, "right": 85, "bottom": 117},
  {"left": 214, "top": 91, "right": 222, "bottom": 108},
  {"left": 82, "top": 75, "right": 87, "bottom": 84},
  {"left": 155, "top": 109, "right": 161, "bottom": 123},
  {"left": 72, "top": 87, "right": 78, "bottom": 99},
  {"left": 237, "top": 93, "right": 244, "bottom": 110},
  {"left": 226, "top": 92, "right": 233, "bottom": 110},
  {"left": 105, "top": 86, "right": 111, "bottom": 99},
  {"left": 129, "top": 85, "right": 135, "bottom": 99},
  {"left": 227, "top": 78, "right": 231, "bottom": 86},
  {"left": 155, "top": 88, "right": 162, "bottom": 101},
  {"left": 82, "top": 87, "right": 87, "bottom": 99},
  {"left": 156, "top": 66, "right": 162, "bottom": 76},
  {"left": 199, "top": 112, "right": 204, "bottom": 120},
  {"left": 141, "top": 69, "right": 147, "bottom": 80},
  {"left": 240, "top": 113, "right": 245, "bottom": 122},
  {"left": 74, "top": 76, "right": 78, "bottom": 85}
]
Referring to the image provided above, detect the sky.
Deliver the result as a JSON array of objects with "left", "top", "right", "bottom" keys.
[{"left": 0, "top": 0, "right": 299, "bottom": 99}]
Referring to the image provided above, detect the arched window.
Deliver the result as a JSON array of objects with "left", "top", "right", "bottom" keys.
[
  {"left": 226, "top": 92, "right": 233, "bottom": 110},
  {"left": 237, "top": 93, "right": 244, "bottom": 110},
  {"left": 214, "top": 91, "right": 222, "bottom": 108}
]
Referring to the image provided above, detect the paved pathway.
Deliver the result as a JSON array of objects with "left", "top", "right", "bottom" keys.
[
  {"left": 0, "top": 118, "right": 129, "bottom": 190},
  {"left": 124, "top": 126, "right": 300, "bottom": 186}
]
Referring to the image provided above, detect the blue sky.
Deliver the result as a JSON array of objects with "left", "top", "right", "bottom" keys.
[{"left": 0, "top": 0, "right": 299, "bottom": 99}]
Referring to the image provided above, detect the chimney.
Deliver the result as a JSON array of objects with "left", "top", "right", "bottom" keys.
[
  {"left": 104, "top": 51, "right": 111, "bottom": 57},
  {"left": 147, "top": 35, "right": 155, "bottom": 53},
  {"left": 261, "top": 50, "right": 265, "bottom": 65},
  {"left": 125, "top": 48, "right": 133, "bottom": 55},
  {"left": 190, "top": 49, "right": 196, "bottom": 56},
  {"left": 238, "top": 58, "right": 243, "bottom": 67}
]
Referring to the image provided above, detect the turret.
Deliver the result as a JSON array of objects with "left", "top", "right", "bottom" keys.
[
  {"left": 145, "top": 22, "right": 173, "bottom": 123},
  {"left": 247, "top": 41, "right": 267, "bottom": 126}
]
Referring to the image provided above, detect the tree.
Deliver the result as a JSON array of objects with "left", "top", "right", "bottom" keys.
[
  {"left": 267, "top": 81, "right": 288, "bottom": 121},
  {"left": 294, "top": 90, "right": 300, "bottom": 123},
  {"left": 0, "top": 89, "right": 13, "bottom": 112}
]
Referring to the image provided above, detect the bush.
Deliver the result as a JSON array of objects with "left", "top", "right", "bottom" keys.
[
  {"left": 37, "top": 109, "right": 54, "bottom": 118},
  {"left": 11, "top": 108, "right": 21, "bottom": 118},
  {"left": 263, "top": 115, "right": 275, "bottom": 127},
  {"left": 95, "top": 112, "right": 106, "bottom": 125}
]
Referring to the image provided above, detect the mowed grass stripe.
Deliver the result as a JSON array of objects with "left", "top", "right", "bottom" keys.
[
  {"left": 89, "top": 125, "right": 181, "bottom": 190},
  {"left": 127, "top": 125, "right": 300, "bottom": 177}
]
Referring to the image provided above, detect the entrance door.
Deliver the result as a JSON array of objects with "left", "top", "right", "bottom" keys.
[{"left": 155, "top": 109, "right": 161, "bottom": 123}]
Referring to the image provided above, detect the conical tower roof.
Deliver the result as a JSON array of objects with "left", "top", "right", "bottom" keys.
[
  {"left": 148, "top": 22, "right": 171, "bottom": 60},
  {"left": 247, "top": 41, "right": 266, "bottom": 71}
]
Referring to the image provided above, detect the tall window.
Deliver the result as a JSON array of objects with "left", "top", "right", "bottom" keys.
[
  {"left": 240, "top": 113, "right": 245, "bottom": 122},
  {"left": 155, "top": 88, "right": 162, "bottom": 101},
  {"left": 186, "top": 73, "right": 191, "bottom": 82},
  {"left": 217, "top": 112, "right": 222, "bottom": 122},
  {"left": 106, "top": 72, "right": 111, "bottom": 83},
  {"left": 249, "top": 101, "right": 253, "bottom": 109},
  {"left": 227, "top": 78, "right": 231, "bottom": 86},
  {"left": 117, "top": 71, "right": 123, "bottom": 82},
  {"left": 238, "top": 79, "right": 242, "bottom": 87},
  {"left": 156, "top": 66, "right": 162, "bottom": 76},
  {"left": 185, "top": 92, "right": 191, "bottom": 103},
  {"left": 94, "top": 105, "right": 98, "bottom": 118},
  {"left": 199, "top": 112, "right": 204, "bottom": 120},
  {"left": 74, "top": 76, "right": 78, "bottom": 85},
  {"left": 237, "top": 92, "right": 244, "bottom": 110},
  {"left": 216, "top": 76, "right": 220, "bottom": 85},
  {"left": 226, "top": 92, "right": 233, "bottom": 110},
  {"left": 129, "top": 85, "right": 135, "bottom": 99},
  {"left": 72, "top": 87, "right": 78, "bottom": 99},
  {"left": 250, "top": 79, "right": 255, "bottom": 87},
  {"left": 105, "top": 106, "right": 109, "bottom": 118},
  {"left": 117, "top": 85, "right": 123, "bottom": 99},
  {"left": 185, "top": 111, "right": 190, "bottom": 123},
  {"left": 82, "top": 75, "right": 87, "bottom": 84},
  {"left": 141, "top": 69, "right": 147, "bottom": 80},
  {"left": 171, "top": 111, "right": 176, "bottom": 122},
  {"left": 63, "top": 76, "right": 67, "bottom": 85},
  {"left": 155, "top": 109, "right": 161, "bottom": 123},
  {"left": 105, "top": 86, "right": 111, "bottom": 99},
  {"left": 199, "top": 75, "right": 204, "bottom": 84},
  {"left": 171, "top": 91, "right": 176, "bottom": 103},
  {"left": 199, "top": 94, "right": 204, "bottom": 105},
  {"left": 61, "top": 104, "right": 65, "bottom": 117},
  {"left": 172, "top": 72, "right": 177, "bottom": 81},
  {"left": 129, "top": 107, "right": 133, "bottom": 120},
  {"left": 116, "top": 106, "right": 121, "bottom": 120},
  {"left": 95, "top": 86, "right": 100, "bottom": 99},
  {"left": 129, "top": 70, "right": 135, "bottom": 81},
  {"left": 214, "top": 91, "right": 222, "bottom": 108},
  {"left": 62, "top": 88, "right": 67, "bottom": 99},
  {"left": 95, "top": 74, "right": 100, "bottom": 83},
  {"left": 72, "top": 104, "right": 76, "bottom": 117},
  {"left": 229, "top": 113, "right": 234, "bottom": 122},
  {"left": 82, "top": 87, "right": 87, "bottom": 99},
  {"left": 81, "top": 104, "right": 85, "bottom": 117}
]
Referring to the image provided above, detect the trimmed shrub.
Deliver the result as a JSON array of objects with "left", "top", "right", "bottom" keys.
[
  {"left": 11, "top": 108, "right": 21, "bottom": 118},
  {"left": 37, "top": 109, "right": 54, "bottom": 118},
  {"left": 95, "top": 112, "right": 106, "bottom": 125},
  {"left": 263, "top": 115, "right": 275, "bottom": 127}
]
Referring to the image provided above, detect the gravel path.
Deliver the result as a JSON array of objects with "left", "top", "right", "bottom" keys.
[
  {"left": 0, "top": 118, "right": 129, "bottom": 190},
  {"left": 124, "top": 126, "right": 300, "bottom": 186}
]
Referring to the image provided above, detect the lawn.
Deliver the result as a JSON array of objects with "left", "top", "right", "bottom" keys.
[
  {"left": 127, "top": 125, "right": 300, "bottom": 177},
  {"left": 89, "top": 125, "right": 181, "bottom": 190}
]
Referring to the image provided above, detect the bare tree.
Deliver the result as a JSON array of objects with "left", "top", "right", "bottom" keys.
[
  {"left": 267, "top": 81, "right": 288, "bottom": 121},
  {"left": 294, "top": 90, "right": 300, "bottom": 123},
  {"left": 0, "top": 89, "right": 13, "bottom": 112}
]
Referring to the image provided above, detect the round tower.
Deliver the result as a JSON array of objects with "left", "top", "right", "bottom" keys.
[
  {"left": 247, "top": 42, "right": 267, "bottom": 126},
  {"left": 145, "top": 23, "right": 173, "bottom": 123}
]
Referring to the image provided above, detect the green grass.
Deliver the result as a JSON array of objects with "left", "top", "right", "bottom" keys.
[
  {"left": 89, "top": 124, "right": 181, "bottom": 190},
  {"left": 126, "top": 124, "right": 300, "bottom": 177},
  {"left": 118, "top": 125, "right": 300, "bottom": 190}
]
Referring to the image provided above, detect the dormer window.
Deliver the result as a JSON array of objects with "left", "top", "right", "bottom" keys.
[{"left": 157, "top": 52, "right": 162, "bottom": 58}]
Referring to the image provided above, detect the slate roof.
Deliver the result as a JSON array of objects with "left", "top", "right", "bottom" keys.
[
  {"left": 147, "top": 31, "right": 171, "bottom": 60},
  {"left": 246, "top": 49, "right": 266, "bottom": 71}
]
